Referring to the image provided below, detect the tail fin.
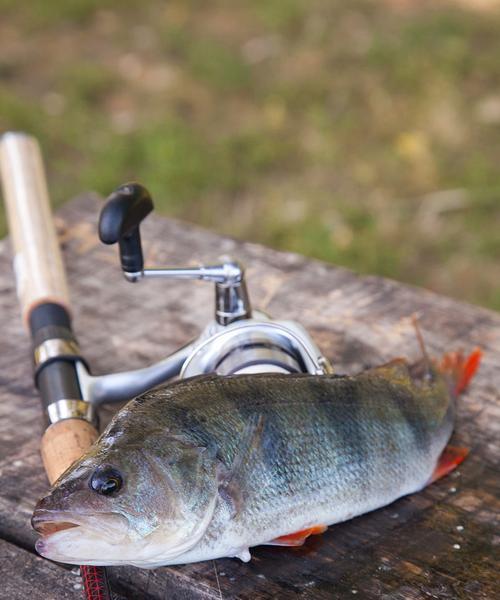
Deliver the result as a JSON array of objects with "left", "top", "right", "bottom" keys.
[{"left": 439, "top": 348, "right": 482, "bottom": 396}]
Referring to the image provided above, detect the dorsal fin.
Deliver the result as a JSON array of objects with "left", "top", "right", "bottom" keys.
[
  {"left": 366, "top": 358, "right": 412, "bottom": 384},
  {"left": 412, "top": 314, "right": 432, "bottom": 380}
]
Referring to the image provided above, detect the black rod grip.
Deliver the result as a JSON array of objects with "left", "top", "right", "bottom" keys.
[{"left": 29, "top": 303, "right": 83, "bottom": 412}]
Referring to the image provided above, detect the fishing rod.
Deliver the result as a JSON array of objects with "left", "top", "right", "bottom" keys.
[{"left": 0, "top": 133, "right": 112, "bottom": 600}]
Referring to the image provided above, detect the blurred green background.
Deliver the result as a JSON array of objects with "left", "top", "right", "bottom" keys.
[{"left": 1, "top": 0, "right": 499, "bottom": 309}]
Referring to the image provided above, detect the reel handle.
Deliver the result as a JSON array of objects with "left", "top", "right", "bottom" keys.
[
  {"left": 98, "top": 182, "right": 153, "bottom": 274},
  {"left": 99, "top": 181, "right": 251, "bottom": 324}
]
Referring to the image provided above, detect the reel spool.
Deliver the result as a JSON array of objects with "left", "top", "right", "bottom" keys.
[{"left": 180, "top": 321, "right": 328, "bottom": 377}]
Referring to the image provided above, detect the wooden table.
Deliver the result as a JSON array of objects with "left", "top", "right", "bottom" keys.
[{"left": 0, "top": 195, "right": 498, "bottom": 599}]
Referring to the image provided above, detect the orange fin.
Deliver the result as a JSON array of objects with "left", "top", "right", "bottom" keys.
[
  {"left": 430, "top": 445, "right": 469, "bottom": 483},
  {"left": 266, "top": 525, "right": 328, "bottom": 547},
  {"left": 455, "top": 349, "right": 482, "bottom": 395},
  {"left": 439, "top": 348, "right": 482, "bottom": 396}
]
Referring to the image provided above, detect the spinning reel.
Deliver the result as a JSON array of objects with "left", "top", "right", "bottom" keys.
[{"left": 77, "top": 182, "right": 332, "bottom": 408}]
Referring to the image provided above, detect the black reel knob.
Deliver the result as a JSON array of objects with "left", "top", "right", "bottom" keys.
[{"left": 99, "top": 183, "right": 154, "bottom": 274}]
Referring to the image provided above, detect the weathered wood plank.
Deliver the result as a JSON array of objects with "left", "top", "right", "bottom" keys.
[
  {"left": 0, "top": 538, "right": 87, "bottom": 600},
  {"left": 0, "top": 194, "right": 499, "bottom": 599}
]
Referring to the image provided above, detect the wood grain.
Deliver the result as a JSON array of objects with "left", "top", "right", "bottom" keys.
[
  {"left": 0, "top": 194, "right": 498, "bottom": 599},
  {"left": 0, "top": 538, "right": 128, "bottom": 600},
  {"left": 0, "top": 537, "right": 85, "bottom": 600}
]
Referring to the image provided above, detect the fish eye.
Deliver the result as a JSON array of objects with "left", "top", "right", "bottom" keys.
[{"left": 90, "top": 466, "right": 123, "bottom": 496}]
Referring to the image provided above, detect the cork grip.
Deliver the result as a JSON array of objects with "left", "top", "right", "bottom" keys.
[
  {"left": 0, "top": 132, "right": 71, "bottom": 327},
  {"left": 41, "top": 419, "right": 99, "bottom": 485}
]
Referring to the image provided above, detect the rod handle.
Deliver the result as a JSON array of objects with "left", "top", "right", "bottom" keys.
[
  {"left": 0, "top": 132, "right": 71, "bottom": 327},
  {"left": 41, "top": 419, "right": 99, "bottom": 485}
]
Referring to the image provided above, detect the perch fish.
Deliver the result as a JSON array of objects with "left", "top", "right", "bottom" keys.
[{"left": 32, "top": 348, "right": 481, "bottom": 567}]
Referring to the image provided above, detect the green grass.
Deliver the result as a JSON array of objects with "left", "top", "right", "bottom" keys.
[{"left": 1, "top": 0, "right": 500, "bottom": 310}]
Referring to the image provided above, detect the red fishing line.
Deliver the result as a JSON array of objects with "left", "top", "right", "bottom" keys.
[{"left": 81, "top": 565, "right": 112, "bottom": 600}]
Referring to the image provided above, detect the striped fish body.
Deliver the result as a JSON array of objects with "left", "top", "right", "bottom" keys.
[{"left": 124, "top": 361, "right": 452, "bottom": 564}]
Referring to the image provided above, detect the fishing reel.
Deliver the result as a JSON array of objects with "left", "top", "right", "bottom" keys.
[{"left": 77, "top": 183, "right": 332, "bottom": 406}]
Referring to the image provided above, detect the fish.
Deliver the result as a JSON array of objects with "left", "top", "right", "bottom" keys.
[{"left": 31, "top": 347, "right": 481, "bottom": 568}]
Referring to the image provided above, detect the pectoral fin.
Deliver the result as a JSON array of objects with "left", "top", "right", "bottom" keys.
[
  {"left": 430, "top": 445, "right": 469, "bottom": 483},
  {"left": 266, "top": 525, "right": 328, "bottom": 547}
]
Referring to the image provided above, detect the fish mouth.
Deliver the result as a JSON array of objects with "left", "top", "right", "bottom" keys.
[
  {"left": 32, "top": 518, "right": 80, "bottom": 536},
  {"left": 32, "top": 509, "right": 129, "bottom": 541},
  {"left": 32, "top": 508, "right": 132, "bottom": 565}
]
